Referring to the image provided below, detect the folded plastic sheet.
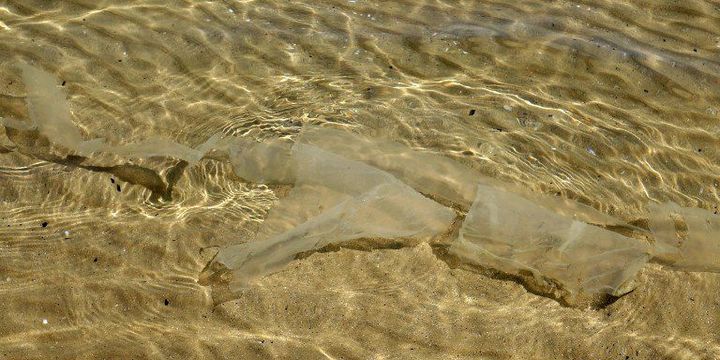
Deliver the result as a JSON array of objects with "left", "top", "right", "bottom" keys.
[
  {"left": 14, "top": 62, "right": 87, "bottom": 151},
  {"left": 214, "top": 142, "right": 456, "bottom": 287},
  {"left": 647, "top": 202, "right": 720, "bottom": 272},
  {"left": 216, "top": 129, "right": 647, "bottom": 294},
  {"left": 1, "top": 63, "right": 217, "bottom": 163},
  {"left": 9, "top": 62, "right": 719, "bottom": 301},
  {"left": 216, "top": 182, "right": 456, "bottom": 287},
  {"left": 298, "top": 127, "right": 479, "bottom": 207},
  {"left": 450, "top": 184, "right": 652, "bottom": 298},
  {"left": 298, "top": 127, "right": 629, "bottom": 227},
  {"left": 226, "top": 138, "right": 296, "bottom": 184}
]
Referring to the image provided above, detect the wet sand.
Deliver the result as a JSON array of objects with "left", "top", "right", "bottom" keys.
[{"left": 1, "top": 1, "right": 719, "bottom": 359}]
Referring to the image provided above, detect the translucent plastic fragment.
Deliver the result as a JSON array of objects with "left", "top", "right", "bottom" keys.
[
  {"left": 0, "top": 117, "right": 37, "bottom": 131},
  {"left": 298, "top": 127, "right": 479, "bottom": 207},
  {"left": 214, "top": 143, "right": 456, "bottom": 287},
  {"left": 292, "top": 144, "right": 400, "bottom": 194},
  {"left": 299, "top": 127, "right": 630, "bottom": 227},
  {"left": 16, "top": 62, "right": 87, "bottom": 150},
  {"left": 247, "top": 143, "right": 423, "bottom": 241},
  {"left": 2, "top": 63, "right": 221, "bottom": 163},
  {"left": 252, "top": 184, "right": 349, "bottom": 243},
  {"left": 227, "top": 138, "right": 296, "bottom": 184},
  {"left": 217, "top": 182, "right": 454, "bottom": 287},
  {"left": 648, "top": 202, "right": 720, "bottom": 272},
  {"left": 450, "top": 184, "right": 651, "bottom": 298}
]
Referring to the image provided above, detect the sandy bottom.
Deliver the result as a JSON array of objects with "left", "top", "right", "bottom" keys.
[{"left": 1, "top": 0, "right": 720, "bottom": 359}]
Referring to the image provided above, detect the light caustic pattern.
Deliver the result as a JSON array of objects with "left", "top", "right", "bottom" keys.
[
  {"left": 3, "top": 63, "right": 718, "bottom": 304},
  {"left": 2, "top": 1, "right": 720, "bottom": 358}
]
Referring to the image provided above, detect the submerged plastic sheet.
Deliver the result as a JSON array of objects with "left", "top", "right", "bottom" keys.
[
  {"left": 15, "top": 62, "right": 83, "bottom": 149},
  {"left": 227, "top": 138, "right": 296, "bottom": 184},
  {"left": 214, "top": 142, "right": 456, "bottom": 287},
  {"left": 1, "top": 63, "right": 216, "bottom": 163},
  {"left": 298, "top": 127, "right": 628, "bottom": 227},
  {"left": 450, "top": 184, "right": 651, "bottom": 298},
  {"left": 298, "top": 127, "right": 479, "bottom": 207},
  {"left": 13, "top": 63, "right": 718, "bottom": 300},
  {"left": 648, "top": 202, "right": 720, "bottom": 272},
  {"left": 218, "top": 128, "right": 644, "bottom": 292}
]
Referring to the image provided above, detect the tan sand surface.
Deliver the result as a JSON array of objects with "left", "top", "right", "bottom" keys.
[{"left": 1, "top": 0, "right": 719, "bottom": 358}]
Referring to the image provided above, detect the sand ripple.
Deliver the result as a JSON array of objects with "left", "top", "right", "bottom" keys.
[{"left": 1, "top": 0, "right": 719, "bottom": 358}]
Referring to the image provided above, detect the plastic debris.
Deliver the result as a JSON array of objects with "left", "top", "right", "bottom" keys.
[
  {"left": 450, "top": 184, "right": 651, "bottom": 300},
  {"left": 648, "top": 202, "right": 720, "bottom": 272},
  {"left": 214, "top": 142, "right": 455, "bottom": 288}
]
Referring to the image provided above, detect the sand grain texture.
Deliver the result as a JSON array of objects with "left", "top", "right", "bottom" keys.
[{"left": 1, "top": 0, "right": 720, "bottom": 359}]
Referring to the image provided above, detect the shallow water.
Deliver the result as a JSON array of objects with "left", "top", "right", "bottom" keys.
[{"left": 1, "top": 1, "right": 719, "bottom": 359}]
